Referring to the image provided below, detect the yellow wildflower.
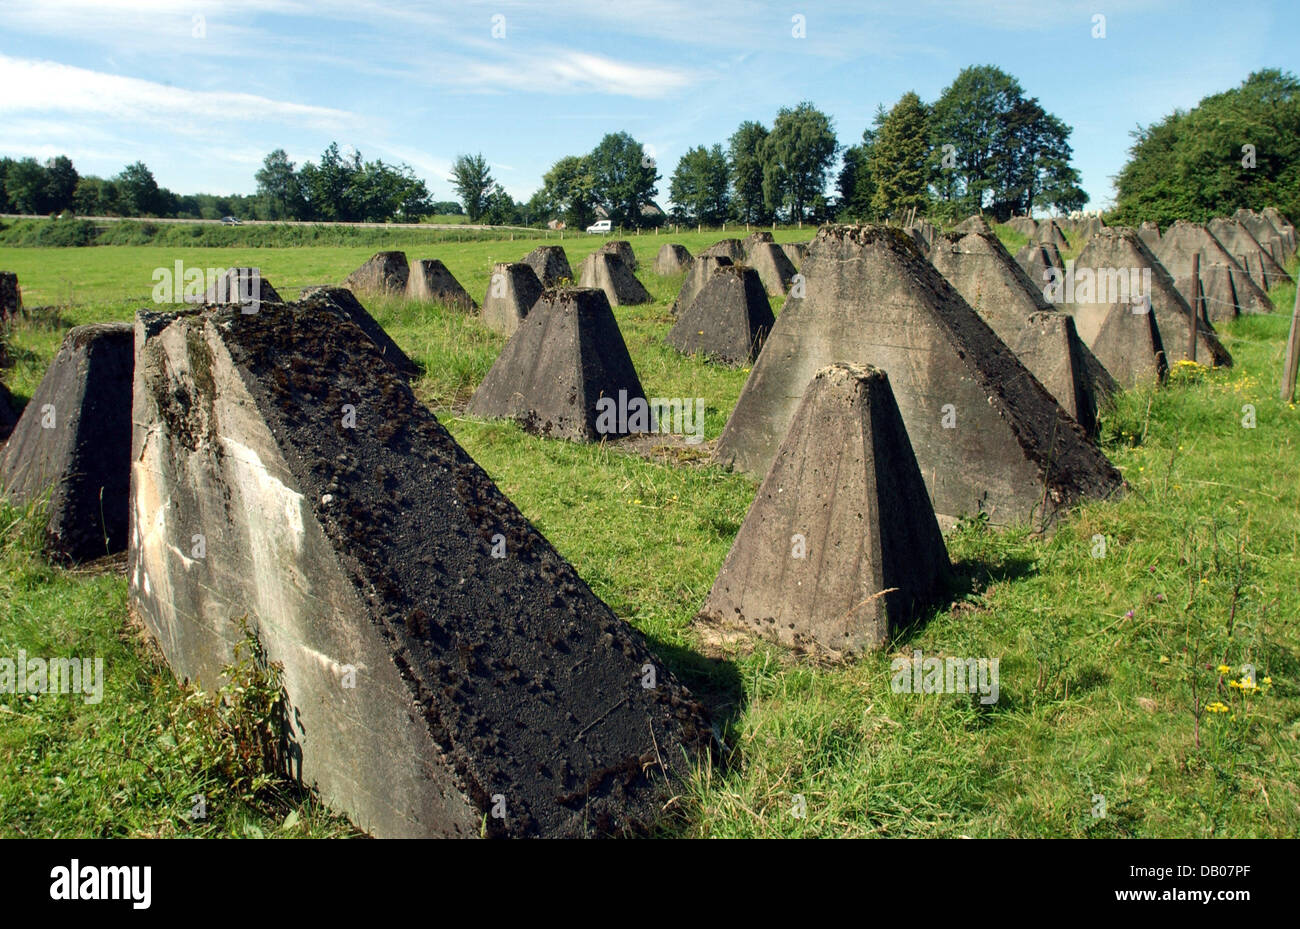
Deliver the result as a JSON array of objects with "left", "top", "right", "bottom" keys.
[{"left": 1206, "top": 701, "right": 1229, "bottom": 713}]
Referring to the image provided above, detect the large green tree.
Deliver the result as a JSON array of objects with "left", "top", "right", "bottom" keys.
[
  {"left": 669, "top": 144, "right": 730, "bottom": 224},
  {"left": 727, "top": 121, "right": 771, "bottom": 223},
  {"left": 868, "top": 92, "right": 931, "bottom": 220},
  {"left": 255, "top": 149, "right": 306, "bottom": 220},
  {"left": 1112, "top": 69, "right": 1300, "bottom": 226},
  {"left": 539, "top": 155, "right": 598, "bottom": 229},
  {"left": 115, "top": 161, "right": 163, "bottom": 216},
  {"left": 837, "top": 121, "right": 878, "bottom": 220},
  {"left": 587, "top": 132, "right": 659, "bottom": 228},
  {"left": 762, "top": 102, "right": 838, "bottom": 223},
  {"left": 448, "top": 153, "right": 494, "bottom": 222},
  {"left": 929, "top": 65, "right": 1084, "bottom": 220}
]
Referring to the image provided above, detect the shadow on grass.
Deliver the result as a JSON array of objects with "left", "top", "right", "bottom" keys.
[{"left": 641, "top": 630, "right": 746, "bottom": 753}]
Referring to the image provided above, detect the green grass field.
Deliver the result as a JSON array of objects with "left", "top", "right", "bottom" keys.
[{"left": 2, "top": 227, "right": 1297, "bottom": 838}]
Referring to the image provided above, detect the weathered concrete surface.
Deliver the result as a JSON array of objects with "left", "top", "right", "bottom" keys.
[
  {"left": 480, "top": 262, "right": 543, "bottom": 337},
  {"left": 203, "top": 268, "right": 282, "bottom": 311},
  {"left": 742, "top": 231, "right": 774, "bottom": 257},
  {"left": 407, "top": 259, "right": 475, "bottom": 310},
  {"left": 344, "top": 251, "right": 410, "bottom": 295},
  {"left": 1071, "top": 228, "right": 1232, "bottom": 366},
  {"left": 0, "top": 272, "right": 20, "bottom": 322},
  {"left": 1207, "top": 217, "right": 1291, "bottom": 292},
  {"left": 747, "top": 242, "right": 797, "bottom": 296},
  {"left": 129, "top": 301, "right": 708, "bottom": 838},
  {"left": 701, "top": 363, "right": 950, "bottom": 657},
  {"left": 1261, "top": 207, "right": 1296, "bottom": 256},
  {"left": 781, "top": 241, "right": 810, "bottom": 270},
  {"left": 1006, "top": 217, "right": 1037, "bottom": 237},
  {"left": 1015, "top": 242, "right": 1065, "bottom": 286},
  {"left": 671, "top": 255, "right": 732, "bottom": 316},
  {"left": 598, "top": 240, "right": 638, "bottom": 271},
  {"left": 1138, "top": 222, "right": 1161, "bottom": 249},
  {"left": 578, "top": 252, "right": 651, "bottom": 306},
  {"left": 1083, "top": 299, "right": 1168, "bottom": 388},
  {"left": 653, "top": 243, "right": 692, "bottom": 275},
  {"left": 469, "top": 288, "right": 648, "bottom": 442},
  {"left": 702, "top": 239, "right": 745, "bottom": 261},
  {"left": 1075, "top": 214, "right": 1104, "bottom": 244},
  {"left": 1235, "top": 209, "right": 1289, "bottom": 265},
  {"left": 952, "top": 214, "right": 991, "bottom": 235},
  {"left": 715, "top": 225, "right": 1123, "bottom": 528},
  {"left": 666, "top": 264, "right": 774, "bottom": 365},
  {"left": 1, "top": 323, "right": 133, "bottom": 561},
  {"left": 907, "top": 221, "right": 938, "bottom": 257},
  {"left": 1156, "top": 221, "right": 1271, "bottom": 319},
  {"left": 298, "top": 287, "right": 419, "bottom": 378},
  {"left": 522, "top": 245, "right": 573, "bottom": 287},
  {"left": 929, "top": 231, "right": 1115, "bottom": 433},
  {"left": 1034, "top": 219, "right": 1069, "bottom": 250}
]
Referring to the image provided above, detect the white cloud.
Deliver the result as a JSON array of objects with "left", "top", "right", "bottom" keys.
[{"left": 0, "top": 55, "right": 359, "bottom": 131}]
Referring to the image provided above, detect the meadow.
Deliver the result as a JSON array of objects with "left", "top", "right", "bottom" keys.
[{"left": 1, "top": 225, "right": 1297, "bottom": 838}]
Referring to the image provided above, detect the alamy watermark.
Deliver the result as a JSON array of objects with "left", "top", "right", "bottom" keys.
[
  {"left": 594, "top": 390, "right": 706, "bottom": 444},
  {"left": 1042, "top": 265, "right": 1151, "bottom": 310},
  {"left": 151, "top": 261, "right": 262, "bottom": 313},
  {"left": 0, "top": 650, "right": 104, "bottom": 704},
  {"left": 891, "top": 650, "right": 999, "bottom": 705}
]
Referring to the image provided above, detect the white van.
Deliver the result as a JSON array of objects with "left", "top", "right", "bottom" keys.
[{"left": 585, "top": 219, "right": 612, "bottom": 234}]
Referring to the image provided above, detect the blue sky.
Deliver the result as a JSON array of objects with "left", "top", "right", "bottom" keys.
[{"left": 0, "top": 0, "right": 1294, "bottom": 212}]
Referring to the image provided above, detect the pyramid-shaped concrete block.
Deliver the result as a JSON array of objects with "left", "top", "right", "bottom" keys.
[
  {"left": 781, "top": 241, "right": 810, "bottom": 270},
  {"left": 1, "top": 323, "right": 133, "bottom": 561},
  {"left": 522, "top": 245, "right": 573, "bottom": 287},
  {"left": 671, "top": 255, "right": 732, "bottom": 316},
  {"left": 1, "top": 271, "right": 23, "bottom": 322},
  {"left": 1006, "top": 217, "right": 1037, "bottom": 237},
  {"left": 1234, "top": 209, "right": 1288, "bottom": 265},
  {"left": 597, "top": 240, "right": 638, "bottom": 271},
  {"left": 1083, "top": 299, "right": 1168, "bottom": 388},
  {"left": 747, "top": 242, "right": 797, "bottom": 296},
  {"left": 929, "top": 231, "right": 1115, "bottom": 433},
  {"left": 702, "top": 239, "right": 745, "bottom": 261},
  {"left": 1034, "top": 219, "right": 1069, "bottom": 249},
  {"left": 299, "top": 286, "right": 419, "bottom": 378},
  {"left": 742, "top": 231, "right": 774, "bottom": 257},
  {"left": 701, "top": 363, "right": 950, "bottom": 657},
  {"left": 1261, "top": 207, "right": 1296, "bottom": 256},
  {"left": 407, "top": 259, "right": 475, "bottom": 310},
  {"left": 1075, "top": 215, "right": 1104, "bottom": 244},
  {"left": 129, "top": 301, "right": 709, "bottom": 838},
  {"left": 952, "top": 214, "right": 991, "bottom": 234},
  {"left": 1156, "top": 221, "right": 1271, "bottom": 319},
  {"left": 715, "top": 225, "right": 1123, "bottom": 528},
  {"left": 666, "top": 264, "right": 774, "bottom": 366},
  {"left": 469, "top": 288, "right": 649, "bottom": 441},
  {"left": 1015, "top": 242, "right": 1065, "bottom": 285},
  {"left": 1138, "top": 221, "right": 1161, "bottom": 249},
  {"left": 203, "top": 267, "right": 282, "bottom": 311},
  {"left": 1070, "top": 228, "right": 1231, "bottom": 367},
  {"left": 653, "top": 243, "right": 692, "bottom": 275},
  {"left": 1208, "top": 217, "right": 1291, "bottom": 292},
  {"left": 480, "top": 262, "right": 543, "bottom": 336},
  {"left": 578, "top": 251, "right": 651, "bottom": 306},
  {"left": 344, "top": 250, "right": 410, "bottom": 295}
]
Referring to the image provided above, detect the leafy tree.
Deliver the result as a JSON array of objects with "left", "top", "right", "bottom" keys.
[
  {"left": 43, "top": 156, "right": 79, "bottom": 213},
  {"left": 4, "top": 158, "right": 49, "bottom": 213},
  {"left": 762, "top": 102, "right": 838, "bottom": 223},
  {"left": 540, "top": 155, "right": 597, "bottom": 229},
  {"left": 837, "top": 124, "right": 877, "bottom": 220},
  {"left": 669, "top": 144, "right": 730, "bottom": 224},
  {"left": 868, "top": 92, "right": 931, "bottom": 220},
  {"left": 1112, "top": 69, "right": 1300, "bottom": 226},
  {"left": 728, "top": 121, "right": 771, "bottom": 223},
  {"left": 481, "top": 183, "right": 520, "bottom": 225},
  {"left": 299, "top": 143, "right": 363, "bottom": 221},
  {"left": 431, "top": 201, "right": 463, "bottom": 215},
  {"left": 73, "top": 176, "right": 116, "bottom": 215},
  {"left": 255, "top": 149, "right": 305, "bottom": 220},
  {"left": 448, "top": 153, "right": 494, "bottom": 222},
  {"left": 587, "top": 132, "right": 659, "bottom": 228},
  {"left": 115, "top": 161, "right": 163, "bottom": 216}
]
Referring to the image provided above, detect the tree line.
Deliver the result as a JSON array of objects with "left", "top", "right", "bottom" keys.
[{"left": 7, "top": 66, "right": 1294, "bottom": 230}]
